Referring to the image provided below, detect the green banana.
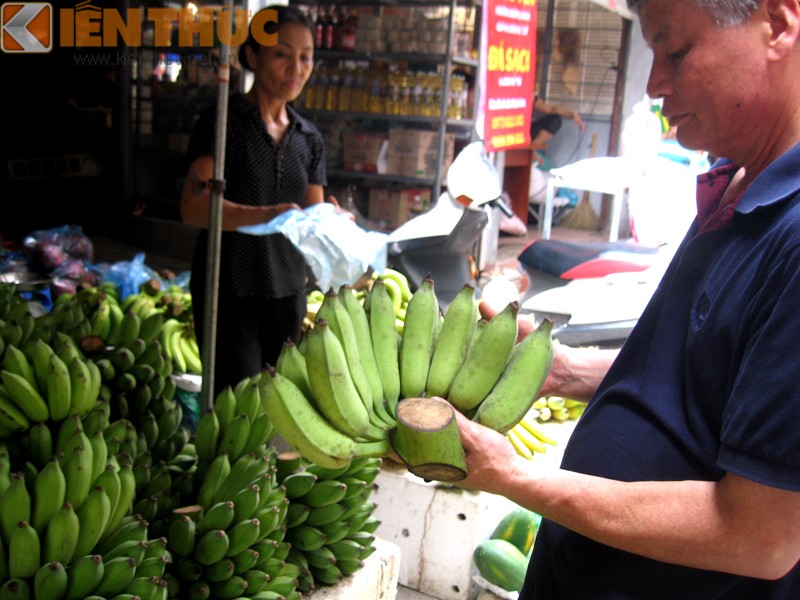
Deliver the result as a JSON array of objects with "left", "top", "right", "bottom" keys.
[
  {"left": 1, "top": 369, "right": 49, "bottom": 422},
  {"left": 96, "top": 513, "right": 147, "bottom": 554},
  {"left": 93, "top": 556, "right": 137, "bottom": 598},
  {"left": 194, "top": 529, "right": 230, "bottom": 565},
  {"left": 316, "top": 289, "right": 377, "bottom": 422},
  {"left": 234, "top": 378, "right": 261, "bottom": 424},
  {"left": 216, "top": 412, "right": 250, "bottom": 462},
  {"left": 399, "top": 277, "right": 440, "bottom": 399},
  {"left": 89, "top": 299, "right": 112, "bottom": 340},
  {"left": 42, "top": 502, "right": 79, "bottom": 565},
  {"left": 33, "top": 561, "right": 68, "bottom": 600},
  {"left": 105, "top": 461, "right": 136, "bottom": 535},
  {"left": 179, "top": 330, "right": 203, "bottom": 375},
  {"left": 64, "top": 554, "right": 104, "bottom": 600},
  {"left": 425, "top": 283, "right": 478, "bottom": 398},
  {"left": 231, "top": 548, "right": 261, "bottom": 575},
  {"left": 44, "top": 352, "right": 72, "bottom": 422},
  {"left": 275, "top": 339, "right": 314, "bottom": 401},
  {"left": 73, "top": 485, "right": 111, "bottom": 559},
  {"left": 304, "top": 501, "right": 346, "bottom": 527},
  {"left": 339, "top": 284, "right": 394, "bottom": 426},
  {"left": 225, "top": 517, "right": 261, "bottom": 557},
  {"left": 63, "top": 445, "right": 93, "bottom": 509},
  {"left": 139, "top": 312, "right": 165, "bottom": 344},
  {"left": 365, "top": 280, "right": 400, "bottom": 413},
  {"left": 167, "top": 515, "right": 196, "bottom": 557},
  {"left": 66, "top": 356, "right": 95, "bottom": 418},
  {"left": 282, "top": 471, "right": 318, "bottom": 499},
  {"left": 0, "top": 389, "right": 30, "bottom": 433},
  {"left": 473, "top": 317, "right": 555, "bottom": 432},
  {"left": 194, "top": 409, "right": 220, "bottom": 461},
  {"left": 260, "top": 368, "right": 375, "bottom": 470},
  {"left": 105, "top": 300, "right": 125, "bottom": 346},
  {"left": 9, "top": 521, "right": 41, "bottom": 579},
  {"left": 32, "top": 458, "right": 66, "bottom": 531},
  {"left": 241, "top": 412, "right": 275, "bottom": 455},
  {"left": 448, "top": 301, "right": 519, "bottom": 412},
  {"left": 0, "top": 578, "right": 29, "bottom": 599},
  {"left": 286, "top": 524, "right": 327, "bottom": 552},
  {"left": 305, "top": 544, "right": 337, "bottom": 569},
  {"left": 232, "top": 484, "right": 261, "bottom": 522},
  {"left": 197, "top": 500, "right": 236, "bottom": 534},
  {"left": 213, "top": 386, "right": 237, "bottom": 439},
  {"left": 1, "top": 344, "right": 37, "bottom": 389},
  {"left": 300, "top": 479, "right": 348, "bottom": 508},
  {"left": 210, "top": 575, "right": 248, "bottom": 599},
  {"left": 196, "top": 452, "right": 231, "bottom": 508},
  {"left": 27, "top": 421, "right": 54, "bottom": 466},
  {"left": 242, "top": 568, "right": 269, "bottom": 593},
  {"left": 0, "top": 472, "right": 31, "bottom": 545},
  {"left": 118, "top": 310, "right": 142, "bottom": 344},
  {"left": 304, "top": 319, "right": 372, "bottom": 439}
]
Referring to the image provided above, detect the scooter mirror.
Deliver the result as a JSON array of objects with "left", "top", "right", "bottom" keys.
[{"left": 446, "top": 141, "right": 502, "bottom": 208}]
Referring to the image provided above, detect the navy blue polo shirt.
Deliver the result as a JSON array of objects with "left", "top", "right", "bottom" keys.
[{"left": 525, "top": 144, "right": 800, "bottom": 598}]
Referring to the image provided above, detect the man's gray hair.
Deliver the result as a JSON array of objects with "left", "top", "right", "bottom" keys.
[{"left": 627, "top": 0, "right": 759, "bottom": 26}]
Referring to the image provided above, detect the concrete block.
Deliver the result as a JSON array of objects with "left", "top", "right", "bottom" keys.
[
  {"left": 371, "top": 461, "right": 518, "bottom": 600},
  {"left": 304, "top": 537, "right": 401, "bottom": 600}
]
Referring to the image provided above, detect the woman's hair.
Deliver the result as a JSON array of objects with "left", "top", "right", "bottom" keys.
[
  {"left": 627, "top": 0, "right": 758, "bottom": 26},
  {"left": 238, "top": 5, "right": 314, "bottom": 71}
]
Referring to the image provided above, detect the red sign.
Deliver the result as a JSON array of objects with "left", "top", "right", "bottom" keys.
[{"left": 478, "top": 0, "right": 537, "bottom": 151}]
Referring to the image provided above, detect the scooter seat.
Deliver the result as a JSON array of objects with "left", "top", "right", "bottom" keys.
[{"left": 518, "top": 239, "right": 659, "bottom": 279}]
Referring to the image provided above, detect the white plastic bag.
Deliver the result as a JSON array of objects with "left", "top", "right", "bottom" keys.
[{"left": 238, "top": 203, "right": 388, "bottom": 291}]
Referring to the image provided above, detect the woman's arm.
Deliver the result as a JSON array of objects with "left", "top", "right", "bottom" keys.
[
  {"left": 454, "top": 410, "right": 800, "bottom": 580},
  {"left": 535, "top": 99, "right": 586, "bottom": 132},
  {"left": 180, "top": 155, "right": 301, "bottom": 230}
]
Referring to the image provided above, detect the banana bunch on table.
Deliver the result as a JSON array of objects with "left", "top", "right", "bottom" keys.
[
  {"left": 262, "top": 275, "right": 554, "bottom": 471},
  {"left": 506, "top": 397, "right": 588, "bottom": 459}
]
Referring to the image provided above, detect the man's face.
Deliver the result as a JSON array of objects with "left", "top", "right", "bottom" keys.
[{"left": 640, "top": 0, "right": 767, "bottom": 159}]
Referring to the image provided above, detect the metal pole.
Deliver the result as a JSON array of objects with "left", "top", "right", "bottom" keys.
[{"left": 199, "top": 0, "right": 234, "bottom": 413}]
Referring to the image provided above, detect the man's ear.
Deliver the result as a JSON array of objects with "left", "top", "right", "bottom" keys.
[{"left": 766, "top": 0, "right": 800, "bottom": 61}]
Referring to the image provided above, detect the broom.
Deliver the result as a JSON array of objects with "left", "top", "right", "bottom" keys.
[{"left": 559, "top": 133, "right": 600, "bottom": 231}]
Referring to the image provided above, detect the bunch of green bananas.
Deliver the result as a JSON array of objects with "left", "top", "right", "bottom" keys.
[
  {"left": 92, "top": 311, "right": 177, "bottom": 424},
  {"left": 0, "top": 335, "right": 102, "bottom": 436},
  {"left": 0, "top": 400, "right": 176, "bottom": 600},
  {"left": 281, "top": 457, "right": 381, "bottom": 592},
  {"left": 265, "top": 275, "right": 554, "bottom": 471},
  {"left": 165, "top": 378, "right": 303, "bottom": 600}
]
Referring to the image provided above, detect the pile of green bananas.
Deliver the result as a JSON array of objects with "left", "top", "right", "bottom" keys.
[
  {"left": 167, "top": 377, "right": 303, "bottom": 600},
  {"left": 262, "top": 275, "right": 554, "bottom": 474},
  {"left": 281, "top": 457, "right": 381, "bottom": 593}
]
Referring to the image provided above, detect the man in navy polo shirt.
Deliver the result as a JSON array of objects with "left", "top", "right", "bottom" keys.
[{"left": 455, "top": 1, "right": 800, "bottom": 597}]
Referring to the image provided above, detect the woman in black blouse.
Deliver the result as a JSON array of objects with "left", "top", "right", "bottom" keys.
[{"left": 181, "top": 5, "right": 326, "bottom": 395}]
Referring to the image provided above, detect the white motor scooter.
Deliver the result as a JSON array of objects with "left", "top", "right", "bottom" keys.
[{"left": 386, "top": 141, "right": 513, "bottom": 307}]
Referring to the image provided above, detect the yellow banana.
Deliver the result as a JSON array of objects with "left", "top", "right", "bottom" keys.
[
  {"left": 472, "top": 318, "right": 554, "bottom": 432},
  {"left": 399, "top": 278, "right": 439, "bottom": 399},
  {"left": 520, "top": 415, "right": 558, "bottom": 446},
  {"left": 448, "top": 301, "right": 519, "bottom": 413},
  {"left": 425, "top": 283, "right": 478, "bottom": 398},
  {"left": 506, "top": 428, "right": 534, "bottom": 460}
]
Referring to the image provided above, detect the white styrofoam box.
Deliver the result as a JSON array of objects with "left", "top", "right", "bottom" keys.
[
  {"left": 305, "top": 537, "right": 401, "bottom": 600},
  {"left": 372, "top": 461, "right": 519, "bottom": 600}
]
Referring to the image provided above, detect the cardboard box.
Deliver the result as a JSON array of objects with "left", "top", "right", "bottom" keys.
[
  {"left": 386, "top": 129, "right": 455, "bottom": 181},
  {"left": 369, "top": 188, "right": 410, "bottom": 230},
  {"left": 342, "top": 132, "right": 388, "bottom": 173}
]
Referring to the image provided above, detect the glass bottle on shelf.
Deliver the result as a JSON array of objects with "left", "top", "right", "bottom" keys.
[
  {"left": 337, "top": 6, "right": 357, "bottom": 52},
  {"left": 353, "top": 68, "right": 368, "bottom": 113},
  {"left": 313, "top": 65, "right": 328, "bottom": 111},
  {"left": 338, "top": 67, "right": 353, "bottom": 112},
  {"left": 325, "top": 66, "right": 340, "bottom": 111},
  {"left": 323, "top": 4, "right": 336, "bottom": 50},
  {"left": 315, "top": 5, "right": 325, "bottom": 49}
]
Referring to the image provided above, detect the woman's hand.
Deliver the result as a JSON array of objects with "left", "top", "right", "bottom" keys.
[{"left": 326, "top": 195, "right": 356, "bottom": 222}]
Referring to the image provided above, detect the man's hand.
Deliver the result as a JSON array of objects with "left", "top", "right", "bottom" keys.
[{"left": 326, "top": 195, "right": 356, "bottom": 222}]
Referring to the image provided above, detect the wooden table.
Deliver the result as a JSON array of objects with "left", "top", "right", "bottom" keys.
[{"left": 503, "top": 143, "right": 547, "bottom": 223}]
